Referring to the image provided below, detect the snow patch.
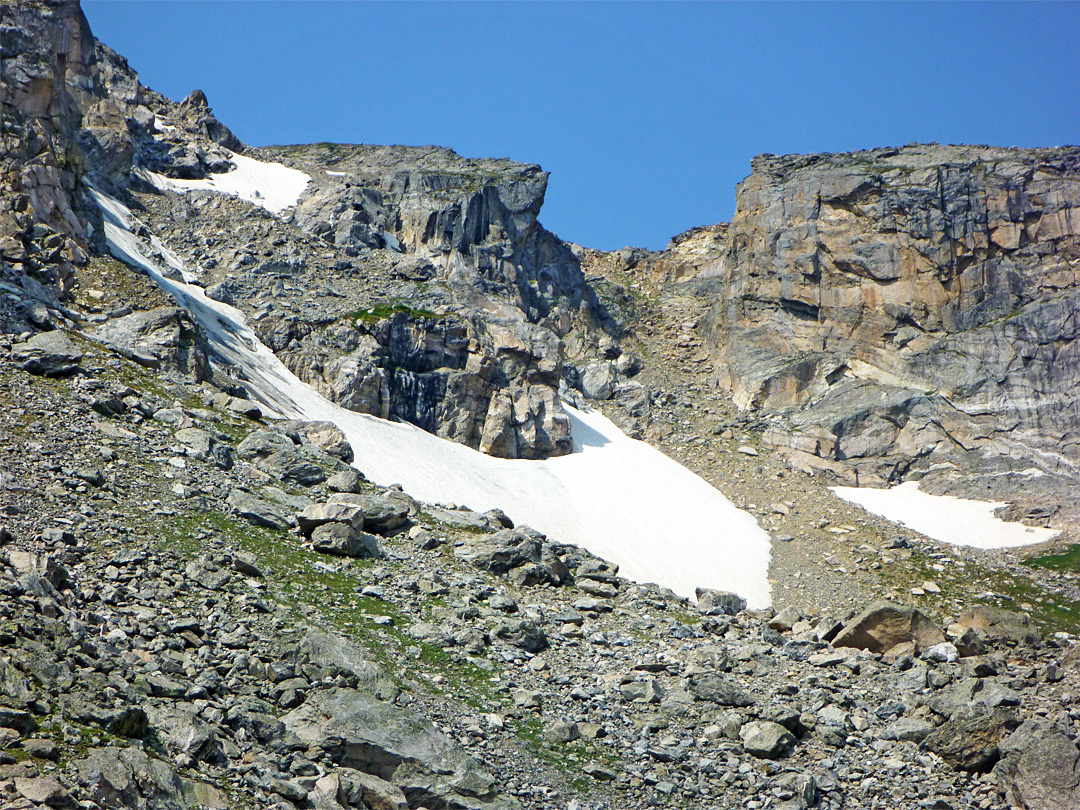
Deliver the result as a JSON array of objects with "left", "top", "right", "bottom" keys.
[
  {"left": 832, "top": 481, "right": 1058, "bottom": 550},
  {"left": 88, "top": 188, "right": 773, "bottom": 607},
  {"left": 142, "top": 151, "right": 310, "bottom": 215}
]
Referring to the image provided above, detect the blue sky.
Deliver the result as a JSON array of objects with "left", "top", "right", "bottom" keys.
[{"left": 83, "top": 1, "right": 1079, "bottom": 251}]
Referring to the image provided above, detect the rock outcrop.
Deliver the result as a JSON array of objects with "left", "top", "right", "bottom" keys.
[
  {"left": 688, "top": 144, "right": 1080, "bottom": 515},
  {"left": 278, "top": 143, "right": 594, "bottom": 326}
]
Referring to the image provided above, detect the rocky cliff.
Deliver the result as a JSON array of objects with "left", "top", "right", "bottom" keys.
[
  {"left": 0, "top": 0, "right": 240, "bottom": 303},
  {"left": 0, "top": 0, "right": 617, "bottom": 461},
  {"left": 683, "top": 145, "right": 1080, "bottom": 518}
]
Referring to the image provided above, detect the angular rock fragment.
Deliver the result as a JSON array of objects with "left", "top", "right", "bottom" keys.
[
  {"left": 831, "top": 601, "right": 945, "bottom": 654},
  {"left": 11, "top": 331, "right": 82, "bottom": 376}
]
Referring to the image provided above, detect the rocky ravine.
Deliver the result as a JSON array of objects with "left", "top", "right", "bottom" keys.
[{"left": 3, "top": 2, "right": 1080, "bottom": 810}]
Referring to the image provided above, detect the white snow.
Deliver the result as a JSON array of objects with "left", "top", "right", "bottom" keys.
[
  {"left": 141, "top": 151, "right": 311, "bottom": 215},
  {"left": 832, "top": 481, "right": 1058, "bottom": 550},
  {"left": 88, "top": 187, "right": 773, "bottom": 607}
]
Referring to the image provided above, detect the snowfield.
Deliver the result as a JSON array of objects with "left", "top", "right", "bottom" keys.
[
  {"left": 141, "top": 151, "right": 311, "bottom": 215},
  {"left": 832, "top": 481, "right": 1059, "bottom": 549},
  {"left": 89, "top": 188, "right": 774, "bottom": 608}
]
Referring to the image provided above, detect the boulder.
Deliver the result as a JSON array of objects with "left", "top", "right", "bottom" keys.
[
  {"left": 311, "top": 523, "right": 381, "bottom": 558},
  {"left": 297, "top": 502, "right": 365, "bottom": 535},
  {"left": 494, "top": 620, "right": 549, "bottom": 653},
  {"left": 311, "top": 769, "right": 409, "bottom": 810},
  {"left": 696, "top": 588, "right": 747, "bottom": 615},
  {"left": 580, "top": 360, "right": 617, "bottom": 400},
  {"left": 91, "top": 306, "right": 207, "bottom": 378},
  {"left": 327, "top": 467, "right": 363, "bottom": 493},
  {"left": 688, "top": 674, "right": 754, "bottom": 707},
  {"left": 329, "top": 492, "right": 410, "bottom": 534},
  {"left": 957, "top": 605, "right": 1041, "bottom": 646},
  {"left": 921, "top": 710, "right": 1020, "bottom": 772},
  {"left": 456, "top": 529, "right": 542, "bottom": 575},
  {"left": 14, "top": 776, "right": 74, "bottom": 808},
  {"left": 11, "top": 330, "right": 82, "bottom": 376},
  {"left": 255, "top": 451, "right": 327, "bottom": 486},
  {"left": 236, "top": 430, "right": 295, "bottom": 460},
  {"left": 283, "top": 689, "right": 505, "bottom": 807},
  {"left": 994, "top": 719, "right": 1080, "bottom": 810},
  {"left": 882, "top": 717, "right": 935, "bottom": 743},
  {"left": 740, "top": 720, "right": 796, "bottom": 759},
  {"left": 831, "top": 601, "right": 945, "bottom": 654},
  {"left": 145, "top": 704, "right": 221, "bottom": 762},
  {"left": 279, "top": 419, "right": 355, "bottom": 462},
  {"left": 75, "top": 746, "right": 226, "bottom": 809},
  {"left": 227, "top": 489, "right": 294, "bottom": 530}
]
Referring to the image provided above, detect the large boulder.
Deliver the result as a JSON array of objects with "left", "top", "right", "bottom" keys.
[
  {"left": 296, "top": 502, "right": 365, "bottom": 536},
  {"left": 75, "top": 746, "right": 226, "bottom": 809},
  {"left": 145, "top": 704, "right": 221, "bottom": 763},
  {"left": 921, "top": 710, "right": 1020, "bottom": 772},
  {"left": 278, "top": 419, "right": 355, "bottom": 462},
  {"left": 329, "top": 492, "right": 410, "bottom": 535},
  {"left": 282, "top": 689, "right": 510, "bottom": 808},
  {"left": 297, "top": 630, "right": 399, "bottom": 702},
  {"left": 696, "top": 588, "right": 747, "bottom": 615},
  {"left": 831, "top": 601, "right": 945, "bottom": 654},
  {"left": 741, "top": 721, "right": 797, "bottom": 759},
  {"left": 92, "top": 306, "right": 207, "bottom": 379},
  {"left": 688, "top": 674, "right": 754, "bottom": 707},
  {"left": 580, "top": 360, "right": 617, "bottom": 400},
  {"left": 456, "top": 529, "right": 541, "bottom": 575},
  {"left": 994, "top": 719, "right": 1080, "bottom": 810},
  {"left": 956, "top": 605, "right": 1042, "bottom": 646},
  {"left": 311, "top": 523, "right": 381, "bottom": 559},
  {"left": 11, "top": 330, "right": 82, "bottom": 376},
  {"left": 226, "top": 489, "right": 293, "bottom": 530}
]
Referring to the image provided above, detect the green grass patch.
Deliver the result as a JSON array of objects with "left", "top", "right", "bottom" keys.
[
  {"left": 1026, "top": 544, "right": 1080, "bottom": 573},
  {"left": 155, "top": 508, "right": 501, "bottom": 709},
  {"left": 346, "top": 303, "right": 440, "bottom": 325}
]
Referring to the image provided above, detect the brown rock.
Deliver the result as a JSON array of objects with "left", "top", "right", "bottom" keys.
[
  {"left": 957, "top": 605, "right": 1041, "bottom": 646},
  {"left": 831, "top": 601, "right": 944, "bottom": 654},
  {"left": 994, "top": 719, "right": 1080, "bottom": 810},
  {"left": 14, "top": 776, "right": 74, "bottom": 808}
]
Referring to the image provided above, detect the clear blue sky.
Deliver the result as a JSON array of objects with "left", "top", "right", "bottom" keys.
[{"left": 83, "top": 1, "right": 1079, "bottom": 251}]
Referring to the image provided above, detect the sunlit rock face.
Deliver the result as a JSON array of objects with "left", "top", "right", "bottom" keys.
[{"left": 700, "top": 144, "right": 1080, "bottom": 508}]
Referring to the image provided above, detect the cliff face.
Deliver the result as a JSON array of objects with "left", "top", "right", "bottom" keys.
[
  {"left": 277, "top": 143, "right": 592, "bottom": 327},
  {"left": 1, "top": 0, "right": 98, "bottom": 296},
  {"left": 698, "top": 144, "right": 1080, "bottom": 500},
  {"left": 0, "top": 0, "right": 240, "bottom": 301},
  {"left": 0, "top": 2, "right": 613, "bottom": 461}
]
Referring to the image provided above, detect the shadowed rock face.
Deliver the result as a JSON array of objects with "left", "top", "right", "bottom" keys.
[{"left": 696, "top": 144, "right": 1080, "bottom": 509}]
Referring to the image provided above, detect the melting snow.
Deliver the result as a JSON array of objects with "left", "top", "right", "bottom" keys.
[
  {"left": 832, "top": 481, "right": 1058, "bottom": 550},
  {"left": 88, "top": 187, "right": 773, "bottom": 607},
  {"left": 141, "top": 151, "right": 310, "bottom": 215}
]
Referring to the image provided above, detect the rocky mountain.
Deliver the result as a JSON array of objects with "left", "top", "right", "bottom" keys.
[
  {"left": 597, "top": 145, "right": 1080, "bottom": 532},
  {"left": 3, "top": 2, "right": 1080, "bottom": 810},
  {"left": 727, "top": 146, "right": 1079, "bottom": 510}
]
